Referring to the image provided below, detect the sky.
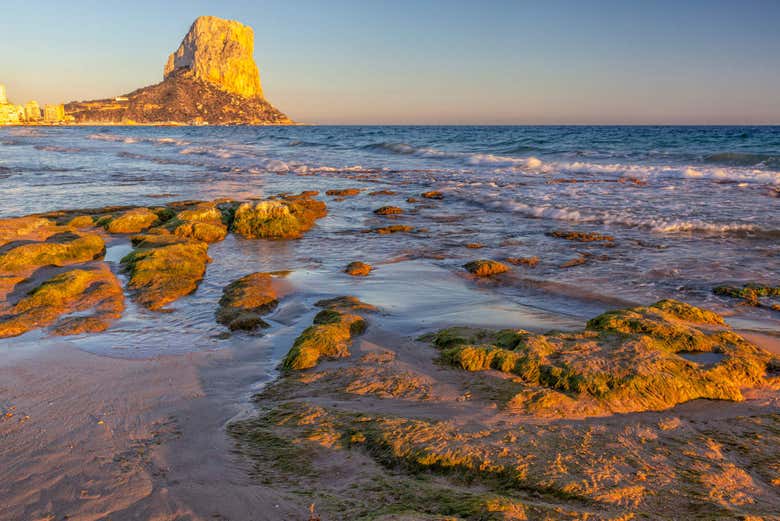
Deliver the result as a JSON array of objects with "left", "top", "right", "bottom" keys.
[{"left": 1, "top": 0, "right": 779, "bottom": 125}]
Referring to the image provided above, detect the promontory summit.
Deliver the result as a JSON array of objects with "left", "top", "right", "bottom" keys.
[{"left": 63, "top": 16, "right": 292, "bottom": 125}]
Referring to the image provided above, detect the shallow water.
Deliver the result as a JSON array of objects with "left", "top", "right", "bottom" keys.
[{"left": 1, "top": 125, "right": 778, "bottom": 358}]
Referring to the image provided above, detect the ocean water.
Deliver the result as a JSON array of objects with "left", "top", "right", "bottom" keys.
[{"left": 1, "top": 125, "right": 778, "bottom": 355}]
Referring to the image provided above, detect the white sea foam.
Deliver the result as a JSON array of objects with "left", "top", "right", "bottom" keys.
[
  {"left": 367, "top": 141, "right": 780, "bottom": 184},
  {"left": 469, "top": 194, "right": 767, "bottom": 235},
  {"left": 88, "top": 133, "right": 189, "bottom": 147}
]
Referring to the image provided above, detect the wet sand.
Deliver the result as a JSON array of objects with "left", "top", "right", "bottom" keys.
[{"left": 0, "top": 337, "right": 309, "bottom": 521}]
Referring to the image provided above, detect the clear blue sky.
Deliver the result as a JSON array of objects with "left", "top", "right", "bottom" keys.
[{"left": 2, "top": 0, "right": 779, "bottom": 124}]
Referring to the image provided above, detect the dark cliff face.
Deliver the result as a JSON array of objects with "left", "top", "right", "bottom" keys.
[{"left": 65, "top": 70, "right": 291, "bottom": 125}]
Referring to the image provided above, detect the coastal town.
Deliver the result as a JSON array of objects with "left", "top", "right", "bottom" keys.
[{"left": 0, "top": 84, "right": 68, "bottom": 125}]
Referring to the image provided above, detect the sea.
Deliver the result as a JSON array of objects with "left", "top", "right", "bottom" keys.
[{"left": 1, "top": 125, "right": 778, "bottom": 356}]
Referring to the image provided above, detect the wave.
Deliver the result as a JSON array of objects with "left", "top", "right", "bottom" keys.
[
  {"left": 362, "top": 141, "right": 780, "bottom": 185},
  {"left": 703, "top": 152, "right": 780, "bottom": 169},
  {"left": 468, "top": 195, "right": 774, "bottom": 235},
  {"left": 365, "top": 142, "right": 544, "bottom": 168},
  {"left": 88, "top": 133, "right": 189, "bottom": 146}
]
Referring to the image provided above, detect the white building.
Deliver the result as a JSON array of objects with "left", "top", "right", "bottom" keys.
[{"left": 0, "top": 84, "right": 7, "bottom": 105}]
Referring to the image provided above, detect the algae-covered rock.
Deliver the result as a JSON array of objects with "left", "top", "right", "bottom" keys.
[
  {"left": 463, "top": 260, "right": 510, "bottom": 277},
  {"left": 100, "top": 207, "right": 159, "bottom": 234},
  {"left": 0, "top": 264, "right": 124, "bottom": 338},
  {"left": 155, "top": 202, "right": 228, "bottom": 243},
  {"left": 66, "top": 215, "right": 95, "bottom": 228},
  {"left": 121, "top": 235, "right": 210, "bottom": 310},
  {"left": 371, "top": 225, "right": 415, "bottom": 235},
  {"left": 506, "top": 256, "right": 539, "bottom": 267},
  {"left": 714, "top": 283, "right": 780, "bottom": 307},
  {"left": 0, "top": 216, "right": 57, "bottom": 247},
  {"left": 374, "top": 206, "right": 404, "bottom": 216},
  {"left": 216, "top": 272, "right": 278, "bottom": 331},
  {"left": 428, "top": 299, "right": 772, "bottom": 415},
  {"left": 421, "top": 191, "right": 444, "bottom": 200},
  {"left": 282, "top": 296, "right": 373, "bottom": 370},
  {"left": 326, "top": 188, "right": 361, "bottom": 197},
  {"left": 547, "top": 230, "right": 614, "bottom": 243},
  {"left": 231, "top": 194, "right": 327, "bottom": 240},
  {"left": 0, "top": 233, "right": 105, "bottom": 273},
  {"left": 345, "top": 261, "right": 372, "bottom": 276}
]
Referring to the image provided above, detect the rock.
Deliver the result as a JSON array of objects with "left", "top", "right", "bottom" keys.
[
  {"left": 370, "top": 225, "right": 414, "bottom": 234},
  {"left": 463, "top": 260, "right": 510, "bottom": 277},
  {"left": 325, "top": 189, "right": 361, "bottom": 197},
  {"left": 0, "top": 232, "right": 105, "bottom": 273},
  {"left": 65, "top": 16, "right": 290, "bottom": 125},
  {"left": 465, "top": 242, "right": 484, "bottom": 249},
  {"left": 506, "top": 256, "right": 539, "bottom": 267},
  {"left": 345, "top": 262, "right": 372, "bottom": 276},
  {"left": 368, "top": 190, "right": 396, "bottom": 196},
  {"left": 428, "top": 300, "right": 772, "bottom": 415},
  {"left": 714, "top": 283, "right": 780, "bottom": 307},
  {"left": 547, "top": 230, "right": 614, "bottom": 243},
  {"left": 156, "top": 202, "right": 228, "bottom": 243},
  {"left": 421, "top": 191, "right": 444, "bottom": 200},
  {"left": 99, "top": 208, "right": 159, "bottom": 234},
  {"left": 231, "top": 195, "right": 327, "bottom": 240},
  {"left": 0, "top": 216, "right": 57, "bottom": 247},
  {"left": 0, "top": 264, "right": 124, "bottom": 338},
  {"left": 560, "top": 253, "right": 589, "bottom": 268},
  {"left": 373, "top": 206, "right": 404, "bottom": 216},
  {"left": 67, "top": 215, "right": 95, "bottom": 228},
  {"left": 165, "top": 16, "right": 263, "bottom": 99},
  {"left": 121, "top": 235, "right": 210, "bottom": 310},
  {"left": 282, "top": 297, "right": 373, "bottom": 370},
  {"left": 216, "top": 272, "right": 278, "bottom": 331}
]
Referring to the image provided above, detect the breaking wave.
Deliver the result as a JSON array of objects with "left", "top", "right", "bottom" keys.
[
  {"left": 466, "top": 194, "right": 773, "bottom": 235},
  {"left": 88, "top": 133, "right": 189, "bottom": 146}
]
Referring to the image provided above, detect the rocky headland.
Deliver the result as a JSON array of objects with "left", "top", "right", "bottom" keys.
[{"left": 64, "top": 16, "right": 292, "bottom": 125}]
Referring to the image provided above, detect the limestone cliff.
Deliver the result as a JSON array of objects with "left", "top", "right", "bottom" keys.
[
  {"left": 65, "top": 16, "right": 291, "bottom": 125},
  {"left": 164, "top": 16, "right": 264, "bottom": 99}
]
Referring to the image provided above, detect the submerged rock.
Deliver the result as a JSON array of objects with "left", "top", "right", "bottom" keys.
[
  {"left": 282, "top": 297, "right": 373, "bottom": 370},
  {"left": 216, "top": 272, "right": 278, "bottom": 331},
  {"left": 370, "top": 225, "right": 415, "bottom": 235},
  {"left": 714, "top": 283, "right": 780, "bottom": 307},
  {"left": 463, "top": 260, "right": 510, "bottom": 277},
  {"left": 0, "top": 264, "right": 124, "bottom": 338},
  {"left": 426, "top": 299, "right": 774, "bottom": 416},
  {"left": 373, "top": 206, "right": 404, "bottom": 216},
  {"left": 121, "top": 235, "right": 210, "bottom": 310},
  {"left": 231, "top": 194, "right": 327, "bottom": 240},
  {"left": 547, "top": 230, "right": 614, "bottom": 243},
  {"left": 506, "top": 256, "right": 539, "bottom": 267},
  {"left": 326, "top": 188, "right": 361, "bottom": 197},
  {"left": 345, "top": 261, "right": 372, "bottom": 276}
]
